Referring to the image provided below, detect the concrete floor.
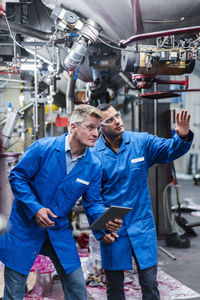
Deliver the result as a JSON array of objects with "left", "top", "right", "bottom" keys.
[
  {"left": 31, "top": 178, "right": 200, "bottom": 300},
  {"left": 157, "top": 178, "right": 200, "bottom": 300}
]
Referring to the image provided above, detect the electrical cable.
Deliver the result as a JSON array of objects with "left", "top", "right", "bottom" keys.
[
  {"left": 162, "top": 181, "right": 185, "bottom": 235},
  {"left": 4, "top": 14, "right": 61, "bottom": 51},
  {"left": 4, "top": 14, "right": 27, "bottom": 50},
  {"left": 97, "top": 34, "right": 198, "bottom": 57},
  {"left": 163, "top": 182, "right": 174, "bottom": 233},
  {"left": 97, "top": 36, "right": 122, "bottom": 51},
  {"left": 35, "top": 0, "right": 52, "bottom": 58}
]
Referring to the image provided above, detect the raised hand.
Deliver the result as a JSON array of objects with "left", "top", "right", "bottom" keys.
[{"left": 175, "top": 110, "right": 190, "bottom": 137}]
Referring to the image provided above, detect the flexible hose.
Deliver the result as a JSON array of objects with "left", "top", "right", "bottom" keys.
[{"left": 0, "top": 18, "right": 52, "bottom": 41}]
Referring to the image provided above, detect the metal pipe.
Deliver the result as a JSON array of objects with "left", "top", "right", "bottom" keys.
[
  {"left": 21, "top": 42, "right": 46, "bottom": 47},
  {"left": 153, "top": 82, "right": 157, "bottom": 135},
  {"left": 1, "top": 86, "right": 34, "bottom": 90},
  {"left": 2, "top": 110, "right": 19, "bottom": 151},
  {"left": 34, "top": 49, "right": 39, "bottom": 134},
  {"left": 119, "top": 72, "right": 137, "bottom": 90},
  {"left": 56, "top": 47, "right": 61, "bottom": 74},
  {"left": 24, "top": 48, "right": 53, "bottom": 66},
  {"left": 49, "top": 85, "right": 54, "bottom": 137},
  {"left": 0, "top": 78, "right": 27, "bottom": 83},
  {"left": 13, "top": 34, "right": 17, "bottom": 65},
  {"left": 120, "top": 25, "right": 200, "bottom": 47},
  {"left": 159, "top": 246, "right": 176, "bottom": 260},
  {"left": 64, "top": 38, "right": 88, "bottom": 70},
  {"left": 0, "top": 102, "right": 34, "bottom": 126},
  {"left": 66, "top": 70, "right": 76, "bottom": 115},
  {"left": 0, "top": 18, "right": 53, "bottom": 41},
  {"left": 19, "top": 102, "right": 34, "bottom": 113},
  {"left": 156, "top": 76, "right": 189, "bottom": 89},
  {"left": 64, "top": 19, "right": 101, "bottom": 71}
]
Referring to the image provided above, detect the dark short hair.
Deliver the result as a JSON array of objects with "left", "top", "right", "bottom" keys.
[{"left": 97, "top": 103, "right": 111, "bottom": 111}]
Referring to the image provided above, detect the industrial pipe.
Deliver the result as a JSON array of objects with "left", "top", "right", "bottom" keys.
[
  {"left": 120, "top": 25, "right": 200, "bottom": 47},
  {"left": 64, "top": 19, "right": 102, "bottom": 71},
  {"left": 0, "top": 18, "right": 53, "bottom": 41},
  {"left": 66, "top": 70, "right": 76, "bottom": 115}
]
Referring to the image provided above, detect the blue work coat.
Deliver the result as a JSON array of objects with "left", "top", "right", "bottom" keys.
[
  {"left": 92, "top": 130, "right": 193, "bottom": 270},
  {"left": 0, "top": 134, "right": 105, "bottom": 275}
]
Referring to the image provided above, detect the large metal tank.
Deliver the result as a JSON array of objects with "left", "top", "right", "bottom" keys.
[
  {"left": 0, "top": 152, "right": 20, "bottom": 222},
  {"left": 42, "top": 0, "right": 200, "bottom": 43}
]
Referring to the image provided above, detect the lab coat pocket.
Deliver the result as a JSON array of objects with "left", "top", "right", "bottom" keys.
[
  {"left": 130, "top": 157, "right": 145, "bottom": 170},
  {"left": 66, "top": 179, "right": 88, "bottom": 199},
  {"left": 129, "top": 160, "right": 146, "bottom": 184}
]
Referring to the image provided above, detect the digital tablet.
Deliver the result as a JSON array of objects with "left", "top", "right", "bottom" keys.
[{"left": 90, "top": 206, "right": 132, "bottom": 230}]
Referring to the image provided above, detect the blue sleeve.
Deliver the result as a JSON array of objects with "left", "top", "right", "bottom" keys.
[
  {"left": 146, "top": 130, "right": 194, "bottom": 167},
  {"left": 9, "top": 141, "right": 43, "bottom": 220},
  {"left": 82, "top": 164, "right": 107, "bottom": 240}
]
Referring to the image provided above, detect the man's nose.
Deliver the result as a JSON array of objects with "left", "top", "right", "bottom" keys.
[
  {"left": 114, "top": 117, "right": 120, "bottom": 124},
  {"left": 92, "top": 127, "right": 99, "bottom": 136}
]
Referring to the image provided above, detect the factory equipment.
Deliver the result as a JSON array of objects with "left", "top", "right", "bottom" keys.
[
  {"left": 0, "top": 152, "right": 20, "bottom": 222},
  {"left": 1, "top": 0, "right": 200, "bottom": 238}
]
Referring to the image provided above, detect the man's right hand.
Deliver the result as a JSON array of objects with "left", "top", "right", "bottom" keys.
[
  {"left": 106, "top": 218, "right": 122, "bottom": 232},
  {"left": 35, "top": 207, "right": 57, "bottom": 228},
  {"left": 101, "top": 232, "right": 119, "bottom": 244}
]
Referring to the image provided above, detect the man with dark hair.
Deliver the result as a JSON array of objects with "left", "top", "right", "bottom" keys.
[
  {"left": 92, "top": 103, "right": 193, "bottom": 300},
  {"left": 0, "top": 104, "right": 121, "bottom": 300}
]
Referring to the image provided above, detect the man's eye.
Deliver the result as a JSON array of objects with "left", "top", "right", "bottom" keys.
[
  {"left": 106, "top": 118, "right": 113, "bottom": 124},
  {"left": 115, "top": 113, "right": 120, "bottom": 118}
]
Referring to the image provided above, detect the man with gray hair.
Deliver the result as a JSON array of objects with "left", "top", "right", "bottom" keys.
[{"left": 0, "top": 104, "right": 122, "bottom": 300}]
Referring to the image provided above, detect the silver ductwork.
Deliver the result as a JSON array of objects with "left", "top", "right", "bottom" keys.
[
  {"left": 80, "top": 19, "right": 102, "bottom": 43},
  {"left": 64, "top": 19, "right": 102, "bottom": 70},
  {"left": 41, "top": 3, "right": 102, "bottom": 71},
  {"left": 64, "top": 38, "right": 88, "bottom": 70}
]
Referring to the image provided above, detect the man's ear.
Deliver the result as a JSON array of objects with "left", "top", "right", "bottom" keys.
[{"left": 70, "top": 122, "right": 76, "bottom": 133}]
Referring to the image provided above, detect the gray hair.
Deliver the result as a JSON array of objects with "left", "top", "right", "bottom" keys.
[{"left": 70, "top": 104, "right": 102, "bottom": 124}]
